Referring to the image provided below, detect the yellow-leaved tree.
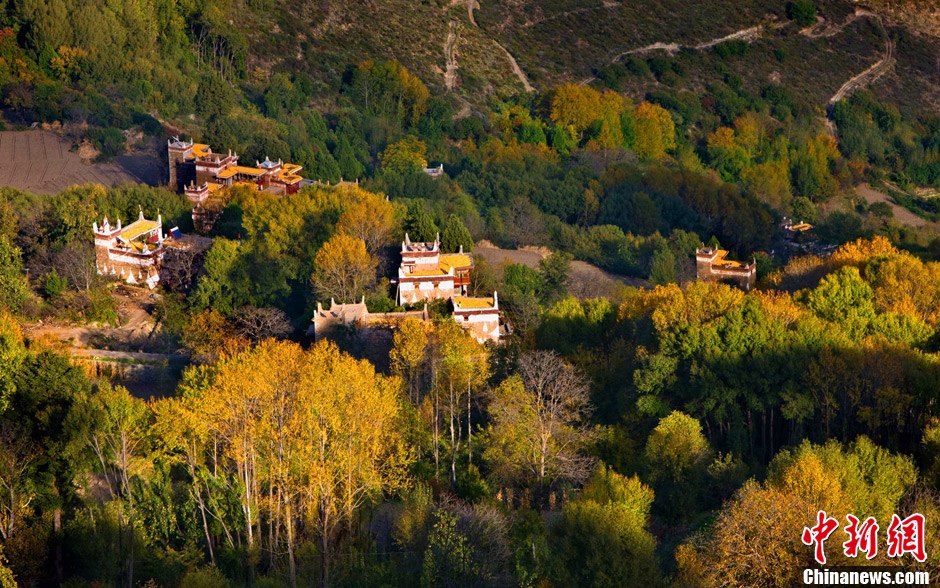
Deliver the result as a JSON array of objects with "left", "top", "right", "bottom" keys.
[
  {"left": 381, "top": 136, "right": 428, "bottom": 175},
  {"left": 311, "top": 233, "right": 377, "bottom": 303},
  {"left": 169, "top": 339, "right": 411, "bottom": 587},
  {"left": 295, "top": 341, "right": 412, "bottom": 586},
  {"left": 633, "top": 102, "right": 676, "bottom": 160},
  {"left": 335, "top": 185, "right": 399, "bottom": 255},
  {"left": 677, "top": 438, "right": 917, "bottom": 587},
  {"left": 390, "top": 317, "right": 429, "bottom": 405}
]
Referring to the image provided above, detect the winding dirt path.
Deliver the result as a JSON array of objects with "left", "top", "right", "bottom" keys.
[
  {"left": 806, "top": 9, "right": 893, "bottom": 140},
  {"left": 496, "top": 42, "right": 535, "bottom": 92},
  {"left": 444, "top": 20, "right": 460, "bottom": 91},
  {"left": 580, "top": 21, "right": 775, "bottom": 85},
  {"left": 802, "top": 8, "right": 878, "bottom": 39},
  {"left": 828, "top": 36, "right": 894, "bottom": 105},
  {"left": 694, "top": 24, "right": 766, "bottom": 50},
  {"left": 457, "top": 0, "right": 534, "bottom": 93}
]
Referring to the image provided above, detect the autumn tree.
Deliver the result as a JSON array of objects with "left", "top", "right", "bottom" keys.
[
  {"left": 311, "top": 234, "right": 377, "bottom": 302},
  {"left": 549, "top": 84, "right": 632, "bottom": 149},
  {"left": 184, "top": 340, "right": 412, "bottom": 586},
  {"left": 866, "top": 253, "right": 940, "bottom": 326},
  {"left": 633, "top": 102, "right": 676, "bottom": 160},
  {"left": 295, "top": 341, "right": 412, "bottom": 586},
  {"left": 484, "top": 351, "right": 594, "bottom": 495},
  {"left": 335, "top": 186, "right": 398, "bottom": 255},
  {"left": 347, "top": 59, "right": 430, "bottom": 127},
  {"left": 550, "top": 84, "right": 604, "bottom": 143},
  {"left": 679, "top": 438, "right": 917, "bottom": 586},
  {"left": 382, "top": 136, "right": 428, "bottom": 176},
  {"left": 71, "top": 385, "right": 152, "bottom": 588},
  {"left": 550, "top": 465, "right": 661, "bottom": 587},
  {"left": 151, "top": 390, "right": 228, "bottom": 567},
  {"left": 391, "top": 317, "right": 429, "bottom": 405},
  {"left": 744, "top": 159, "right": 792, "bottom": 210},
  {"left": 430, "top": 319, "right": 489, "bottom": 482},
  {"left": 675, "top": 480, "right": 815, "bottom": 587},
  {"left": 182, "top": 309, "right": 246, "bottom": 363}
]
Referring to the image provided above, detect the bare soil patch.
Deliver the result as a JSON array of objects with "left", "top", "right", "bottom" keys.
[
  {"left": 23, "top": 285, "right": 171, "bottom": 352},
  {"left": 0, "top": 130, "right": 162, "bottom": 194},
  {"left": 474, "top": 243, "right": 648, "bottom": 298},
  {"left": 855, "top": 183, "right": 928, "bottom": 228}
]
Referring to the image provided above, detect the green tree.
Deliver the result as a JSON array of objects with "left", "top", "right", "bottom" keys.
[
  {"left": 191, "top": 239, "right": 245, "bottom": 315},
  {"left": 0, "top": 238, "right": 29, "bottom": 314},
  {"left": 804, "top": 266, "right": 875, "bottom": 337},
  {"left": 538, "top": 252, "right": 572, "bottom": 304},
  {"left": 73, "top": 385, "right": 151, "bottom": 587},
  {"left": 196, "top": 73, "right": 237, "bottom": 120},
  {"left": 334, "top": 136, "right": 366, "bottom": 181},
  {"left": 382, "top": 136, "right": 428, "bottom": 176},
  {"left": 792, "top": 137, "right": 837, "bottom": 201},
  {"left": 405, "top": 203, "right": 440, "bottom": 242},
  {"left": 550, "top": 465, "right": 661, "bottom": 588},
  {"left": 787, "top": 0, "right": 818, "bottom": 27},
  {"left": 441, "top": 215, "right": 473, "bottom": 253},
  {"left": 484, "top": 351, "right": 594, "bottom": 492},
  {"left": 42, "top": 269, "right": 67, "bottom": 298},
  {"left": 0, "top": 314, "right": 25, "bottom": 415},
  {"left": 645, "top": 411, "right": 711, "bottom": 481},
  {"left": 648, "top": 243, "right": 677, "bottom": 285},
  {"left": 421, "top": 510, "right": 480, "bottom": 588}
]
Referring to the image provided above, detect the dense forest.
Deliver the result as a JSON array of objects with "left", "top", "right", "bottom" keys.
[{"left": 0, "top": 0, "right": 939, "bottom": 586}]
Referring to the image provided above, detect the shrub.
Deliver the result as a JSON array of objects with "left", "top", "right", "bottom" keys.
[{"left": 787, "top": 0, "right": 817, "bottom": 27}]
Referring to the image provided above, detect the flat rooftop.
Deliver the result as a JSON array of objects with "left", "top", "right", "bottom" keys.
[{"left": 453, "top": 296, "right": 495, "bottom": 310}]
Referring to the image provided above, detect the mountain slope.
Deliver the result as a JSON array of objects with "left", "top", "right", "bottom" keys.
[{"left": 234, "top": 0, "right": 940, "bottom": 118}]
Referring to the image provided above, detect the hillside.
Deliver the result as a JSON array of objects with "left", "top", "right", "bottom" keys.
[
  {"left": 236, "top": 0, "right": 940, "bottom": 115},
  {"left": 5, "top": 3, "right": 940, "bottom": 586}
]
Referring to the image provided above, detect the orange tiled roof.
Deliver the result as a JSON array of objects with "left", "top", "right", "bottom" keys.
[
  {"left": 234, "top": 165, "right": 264, "bottom": 176},
  {"left": 440, "top": 253, "right": 473, "bottom": 272},
  {"left": 453, "top": 296, "right": 495, "bottom": 310}
]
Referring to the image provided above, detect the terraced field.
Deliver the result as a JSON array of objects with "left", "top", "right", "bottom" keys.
[{"left": 0, "top": 130, "right": 162, "bottom": 194}]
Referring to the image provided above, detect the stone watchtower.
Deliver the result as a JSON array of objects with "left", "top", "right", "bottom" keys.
[
  {"left": 695, "top": 246, "right": 756, "bottom": 291},
  {"left": 167, "top": 137, "right": 194, "bottom": 192}
]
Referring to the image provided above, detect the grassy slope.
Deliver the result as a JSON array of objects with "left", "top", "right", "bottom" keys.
[
  {"left": 239, "top": 0, "right": 525, "bottom": 100},
  {"left": 232, "top": 0, "right": 939, "bottom": 116},
  {"left": 474, "top": 0, "right": 791, "bottom": 85}
]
